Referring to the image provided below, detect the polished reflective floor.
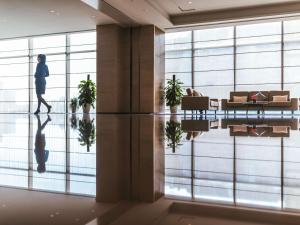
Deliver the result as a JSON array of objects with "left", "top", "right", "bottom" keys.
[
  {"left": 2, "top": 113, "right": 300, "bottom": 224},
  {"left": 0, "top": 114, "right": 96, "bottom": 196},
  {"left": 165, "top": 115, "right": 300, "bottom": 212}
]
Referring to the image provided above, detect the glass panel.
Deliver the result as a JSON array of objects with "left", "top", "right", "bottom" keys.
[
  {"left": 33, "top": 35, "right": 66, "bottom": 55},
  {"left": 166, "top": 31, "right": 191, "bottom": 44},
  {"left": 69, "top": 52, "right": 96, "bottom": 113},
  {"left": 70, "top": 31, "right": 96, "bottom": 52},
  {"left": 0, "top": 57, "right": 29, "bottom": 113},
  {"left": 236, "top": 22, "right": 281, "bottom": 37},
  {"left": 0, "top": 38, "right": 28, "bottom": 58}
]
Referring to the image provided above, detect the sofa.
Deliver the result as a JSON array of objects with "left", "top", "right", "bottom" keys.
[{"left": 221, "top": 91, "right": 298, "bottom": 112}]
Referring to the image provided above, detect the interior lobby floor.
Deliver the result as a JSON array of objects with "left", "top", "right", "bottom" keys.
[{"left": 1, "top": 113, "right": 300, "bottom": 224}]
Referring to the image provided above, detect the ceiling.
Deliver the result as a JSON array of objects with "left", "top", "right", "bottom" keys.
[
  {"left": 151, "top": 0, "right": 300, "bottom": 15},
  {"left": 102, "top": 0, "right": 300, "bottom": 29},
  {"left": 0, "top": 0, "right": 116, "bottom": 39},
  {"left": 1, "top": 0, "right": 300, "bottom": 39}
]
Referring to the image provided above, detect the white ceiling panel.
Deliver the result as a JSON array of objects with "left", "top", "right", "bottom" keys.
[{"left": 0, "top": 0, "right": 116, "bottom": 39}]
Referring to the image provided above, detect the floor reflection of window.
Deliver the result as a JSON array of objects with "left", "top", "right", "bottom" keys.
[
  {"left": 0, "top": 114, "right": 96, "bottom": 196},
  {"left": 194, "top": 129, "right": 234, "bottom": 203},
  {"left": 283, "top": 133, "right": 300, "bottom": 210},
  {"left": 165, "top": 140, "right": 192, "bottom": 199},
  {"left": 0, "top": 115, "right": 29, "bottom": 188},
  {"left": 164, "top": 120, "right": 300, "bottom": 211},
  {"left": 32, "top": 115, "right": 66, "bottom": 192},
  {"left": 235, "top": 137, "right": 281, "bottom": 208}
]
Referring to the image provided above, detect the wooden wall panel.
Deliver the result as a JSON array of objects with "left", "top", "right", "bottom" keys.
[
  {"left": 97, "top": 24, "right": 165, "bottom": 113},
  {"left": 97, "top": 25, "right": 131, "bottom": 113},
  {"left": 96, "top": 115, "right": 131, "bottom": 203}
]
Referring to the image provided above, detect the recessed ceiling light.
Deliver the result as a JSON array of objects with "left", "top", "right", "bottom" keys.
[
  {"left": 49, "top": 10, "right": 56, "bottom": 13},
  {"left": 188, "top": 1, "right": 193, "bottom": 4}
]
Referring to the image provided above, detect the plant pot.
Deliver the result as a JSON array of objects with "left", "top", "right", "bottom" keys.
[
  {"left": 170, "top": 106, "right": 177, "bottom": 114},
  {"left": 82, "top": 104, "right": 91, "bottom": 114},
  {"left": 71, "top": 106, "right": 77, "bottom": 114}
]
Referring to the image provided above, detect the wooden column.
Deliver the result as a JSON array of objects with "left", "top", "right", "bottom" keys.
[
  {"left": 97, "top": 25, "right": 131, "bottom": 113},
  {"left": 131, "top": 25, "right": 165, "bottom": 113},
  {"left": 96, "top": 24, "right": 165, "bottom": 113}
]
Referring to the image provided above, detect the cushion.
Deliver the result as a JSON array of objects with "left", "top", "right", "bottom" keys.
[
  {"left": 269, "top": 91, "right": 290, "bottom": 101},
  {"left": 186, "top": 88, "right": 193, "bottom": 96},
  {"left": 273, "top": 95, "right": 288, "bottom": 102},
  {"left": 230, "top": 92, "right": 249, "bottom": 102},
  {"left": 232, "top": 125, "right": 247, "bottom": 133},
  {"left": 273, "top": 126, "right": 288, "bottom": 134},
  {"left": 233, "top": 96, "right": 248, "bottom": 103},
  {"left": 210, "top": 101, "right": 219, "bottom": 107},
  {"left": 193, "top": 90, "right": 202, "bottom": 97}
]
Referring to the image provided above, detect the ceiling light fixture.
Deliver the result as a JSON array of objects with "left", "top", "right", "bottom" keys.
[
  {"left": 49, "top": 10, "right": 56, "bottom": 13},
  {"left": 188, "top": 1, "right": 193, "bottom": 4}
]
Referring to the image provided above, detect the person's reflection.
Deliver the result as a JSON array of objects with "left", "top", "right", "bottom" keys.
[{"left": 34, "top": 114, "right": 51, "bottom": 173}]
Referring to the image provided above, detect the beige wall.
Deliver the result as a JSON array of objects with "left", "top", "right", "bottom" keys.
[{"left": 96, "top": 24, "right": 165, "bottom": 114}]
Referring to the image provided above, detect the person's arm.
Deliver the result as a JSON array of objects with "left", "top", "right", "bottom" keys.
[
  {"left": 45, "top": 65, "right": 49, "bottom": 77},
  {"left": 34, "top": 64, "right": 39, "bottom": 78}
]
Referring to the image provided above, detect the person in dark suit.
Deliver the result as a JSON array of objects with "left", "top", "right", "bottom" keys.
[
  {"left": 34, "top": 54, "right": 51, "bottom": 114},
  {"left": 34, "top": 114, "right": 51, "bottom": 173}
]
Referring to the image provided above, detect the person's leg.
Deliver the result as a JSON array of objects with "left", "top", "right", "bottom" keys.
[
  {"left": 40, "top": 95, "right": 52, "bottom": 113},
  {"left": 34, "top": 95, "right": 42, "bottom": 114}
]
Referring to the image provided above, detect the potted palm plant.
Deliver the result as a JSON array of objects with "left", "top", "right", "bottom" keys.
[
  {"left": 78, "top": 117, "right": 96, "bottom": 152},
  {"left": 70, "top": 97, "right": 79, "bottom": 113},
  {"left": 78, "top": 74, "right": 96, "bottom": 113},
  {"left": 165, "top": 75, "right": 184, "bottom": 114},
  {"left": 165, "top": 119, "right": 183, "bottom": 153}
]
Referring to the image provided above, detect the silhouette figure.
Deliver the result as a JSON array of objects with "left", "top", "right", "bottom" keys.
[
  {"left": 34, "top": 115, "right": 51, "bottom": 173},
  {"left": 34, "top": 54, "right": 52, "bottom": 114}
]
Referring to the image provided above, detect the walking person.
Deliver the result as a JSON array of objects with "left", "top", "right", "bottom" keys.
[{"left": 34, "top": 54, "right": 51, "bottom": 114}]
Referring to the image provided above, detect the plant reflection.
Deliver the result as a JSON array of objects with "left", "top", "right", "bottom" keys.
[
  {"left": 165, "top": 116, "right": 183, "bottom": 153},
  {"left": 78, "top": 115, "right": 95, "bottom": 152}
]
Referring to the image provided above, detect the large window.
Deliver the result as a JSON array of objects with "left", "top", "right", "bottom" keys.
[
  {"left": 166, "top": 18, "right": 300, "bottom": 104},
  {"left": 0, "top": 31, "right": 96, "bottom": 113}
]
